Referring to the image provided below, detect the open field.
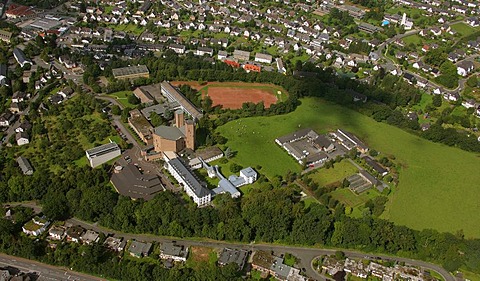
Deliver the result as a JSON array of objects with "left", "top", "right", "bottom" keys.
[
  {"left": 186, "top": 246, "right": 217, "bottom": 269},
  {"left": 451, "top": 22, "right": 478, "bottom": 37},
  {"left": 330, "top": 188, "right": 380, "bottom": 208},
  {"left": 308, "top": 160, "right": 358, "bottom": 187},
  {"left": 170, "top": 81, "right": 287, "bottom": 109},
  {"left": 402, "top": 34, "right": 423, "bottom": 45},
  {"left": 216, "top": 97, "right": 480, "bottom": 237}
]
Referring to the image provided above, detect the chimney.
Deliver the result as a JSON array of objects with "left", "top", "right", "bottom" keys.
[
  {"left": 185, "top": 120, "right": 195, "bottom": 150},
  {"left": 174, "top": 109, "right": 184, "bottom": 128}
]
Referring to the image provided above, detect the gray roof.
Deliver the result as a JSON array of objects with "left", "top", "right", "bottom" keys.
[
  {"left": 13, "top": 48, "right": 30, "bottom": 65},
  {"left": 214, "top": 178, "right": 241, "bottom": 197},
  {"left": 276, "top": 128, "right": 317, "bottom": 145},
  {"left": 154, "top": 126, "right": 185, "bottom": 141},
  {"left": 161, "top": 82, "right": 203, "bottom": 120},
  {"left": 240, "top": 167, "right": 256, "bottom": 178},
  {"left": 313, "top": 135, "right": 333, "bottom": 148},
  {"left": 86, "top": 142, "right": 120, "bottom": 158},
  {"left": 16, "top": 156, "right": 33, "bottom": 175},
  {"left": 270, "top": 257, "right": 292, "bottom": 279},
  {"left": 160, "top": 242, "right": 187, "bottom": 257},
  {"left": 218, "top": 248, "right": 249, "bottom": 268},
  {"left": 111, "top": 164, "right": 164, "bottom": 200},
  {"left": 112, "top": 65, "right": 149, "bottom": 78},
  {"left": 168, "top": 158, "right": 211, "bottom": 198},
  {"left": 128, "top": 240, "right": 152, "bottom": 256},
  {"left": 362, "top": 156, "right": 388, "bottom": 175},
  {"left": 141, "top": 104, "right": 167, "bottom": 119}
]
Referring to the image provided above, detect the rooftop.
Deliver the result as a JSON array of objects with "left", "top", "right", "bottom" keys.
[
  {"left": 154, "top": 126, "right": 185, "bottom": 141},
  {"left": 168, "top": 158, "right": 211, "bottom": 198},
  {"left": 111, "top": 164, "right": 164, "bottom": 200},
  {"left": 218, "top": 248, "right": 249, "bottom": 268},
  {"left": 86, "top": 142, "right": 120, "bottom": 158},
  {"left": 112, "top": 65, "right": 149, "bottom": 78}
]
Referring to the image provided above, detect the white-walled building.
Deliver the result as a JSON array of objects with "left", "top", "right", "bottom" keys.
[
  {"left": 164, "top": 153, "right": 211, "bottom": 207},
  {"left": 85, "top": 141, "right": 121, "bottom": 168}
]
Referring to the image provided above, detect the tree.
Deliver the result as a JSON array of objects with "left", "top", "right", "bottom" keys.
[
  {"left": 127, "top": 94, "right": 140, "bottom": 105},
  {"left": 224, "top": 147, "right": 233, "bottom": 159},
  {"left": 202, "top": 96, "right": 213, "bottom": 113},
  {"left": 466, "top": 75, "right": 478, "bottom": 88},
  {"left": 111, "top": 105, "right": 121, "bottom": 115},
  {"left": 432, "top": 94, "right": 442, "bottom": 107},
  {"left": 229, "top": 163, "right": 242, "bottom": 173},
  {"left": 436, "top": 61, "right": 458, "bottom": 89},
  {"left": 42, "top": 192, "right": 70, "bottom": 220},
  {"left": 149, "top": 112, "right": 164, "bottom": 127}
]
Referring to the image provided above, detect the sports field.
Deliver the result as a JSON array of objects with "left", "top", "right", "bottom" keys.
[
  {"left": 216, "top": 97, "right": 480, "bottom": 238},
  {"left": 170, "top": 81, "right": 285, "bottom": 109}
]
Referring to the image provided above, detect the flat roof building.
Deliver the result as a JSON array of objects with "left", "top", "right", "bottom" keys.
[
  {"left": 128, "top": 240, "right": 152, "bottom": 258},
  {"left": 255, "top": 53, "right": 273, "bottom": 64},
  {"left": 112, "top": 65, "right": 149, "bottom": 80},
  {"left": 159, "top": 242, "right": 188, "bottom": 262},
  {"left": 128, "top": 109, "right": 154, "bottom": 145},
  {"left": 218, "top": 248, "right": 249, "bottom": 269},
  {"left": 111, "top": 164, "right": 164, "bottom": 200},
  {"left": 233, "top": 49, "right": 250, "bottom": 61},
  {"left": 164, "top": 155, "right": 211, "bottom": 207},
  {"left": 85, "top": 142, "right": 121, "bottom": 168},
  {"left": 160, "top": 82, "right": 203, "bottom": 121}
]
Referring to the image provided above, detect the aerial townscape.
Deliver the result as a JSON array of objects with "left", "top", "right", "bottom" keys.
[{"left": 0, "top": 0, "right": 480, "bottom": 280}]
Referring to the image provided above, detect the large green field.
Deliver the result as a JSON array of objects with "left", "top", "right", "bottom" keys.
[{"left": 216, "top": 97, "right": 480, "bottom": 237}]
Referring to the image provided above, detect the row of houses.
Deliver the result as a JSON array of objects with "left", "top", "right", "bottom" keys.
[{"left": 321, "top": 256, "right": 435, "bottom": 281}]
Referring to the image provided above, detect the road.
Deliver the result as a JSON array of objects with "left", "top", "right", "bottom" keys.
[
  {"left": 0, "top": 253, "right": 105, "bottom": 281},
  {"left": 3, "top": 201, "right": 454, "bottom": 281}
]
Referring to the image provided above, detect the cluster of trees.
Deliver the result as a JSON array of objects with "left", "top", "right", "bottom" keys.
[
  {"left": 0, "top": 215, "right": 242, "bottom": 281},
  {"left": 1, "top": 157, "right": 480, "bottom": 275}
]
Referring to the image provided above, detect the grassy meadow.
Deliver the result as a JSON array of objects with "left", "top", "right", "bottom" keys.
[{"left": 216, "top": 97, "right": 480, "bottom": 237}]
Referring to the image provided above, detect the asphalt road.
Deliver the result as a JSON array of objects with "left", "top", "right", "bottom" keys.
[{"left": 0, "top": 253, "right": 105, "bottom": 281}]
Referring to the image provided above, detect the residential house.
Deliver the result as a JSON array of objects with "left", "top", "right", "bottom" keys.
[
  {"left": 13, "top": 48, "right": 32, "bottom": 67},
  {"left": 0, "top": 112, "right": 15, "bottom": 126},
  {"left": 457, "top": 60, "right": 475, "bottom": 77},
  {"left": 81, "top": 230, "right": 100, "bottom": 245},
  {"left": 104, "top": 237, "right": 126, "bottom": 252},
  {"left": 12, "top": 91, "right": 29, "bottom": 103},
  {"left": 0, "top": 64, "right": 7, "bottom": 86},
  {"left": 48, "top": 225, "right": 66, "bottom": 240},
  {"left": 254, "top": 53, "right": 273, "bottom": 64},
  {"left": 16, "top": 132, "right": 29, "bottom": 146},
  {"left": 159, "top": 242, "right": 188, "bottom": 262},
  {"left": 16, "top": 156, "right": 33, "bottom": 175},
  {"left": 128, "top": 240, "right": 152, "bottom": 258},
  {"left": 22, "top": 216, "right": 50, "bottom": 236},
  {"left": 218, "top": 248, "right": 249, "bottom": 269},
  {"left": 66, "top": 225, "right": 85, "bottom": 243}
]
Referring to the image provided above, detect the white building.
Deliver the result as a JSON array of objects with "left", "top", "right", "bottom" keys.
[
  {"left": 254, "top": 53, "right": 273, "bottom": 64},
  {"left": 85, "top": 141, "right": 121, "bottom": 168},
  {"left": 22, "top": 217, "right": 50, "bottom": 236},
  {"left": 164, "top": 153, "right": 211, "bottom": 207}
]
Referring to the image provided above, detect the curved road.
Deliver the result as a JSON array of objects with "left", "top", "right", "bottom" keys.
[{"left": 0, "top": 253, "right": 105, "bottom": 281}]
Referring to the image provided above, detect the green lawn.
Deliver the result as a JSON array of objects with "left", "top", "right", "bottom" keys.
[
  {"left": 307, "top": 160, "right": 358, "bottom": 187},
  {"left": 110, "top": 24, "right": 145, "bottom": 36},
  {"left": 106, "top": 91, "right": 136, "bottom": 109},
  {"left": 402, "top": 34, "right": 423, "bottom": 46},
  {"left": 451, "top": 22, "right": 478, "bottom": 37},
  {"left": 411, "top": 93, "right": 433, "bottom": 111},
  {"left": 216, "top": 97, "right": 480, "bottom": 238},
  {"left": 330, "top": 188, "right": 380, "bottom": 208}
]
